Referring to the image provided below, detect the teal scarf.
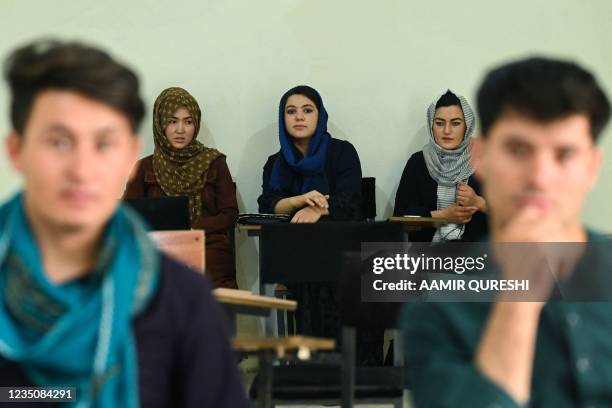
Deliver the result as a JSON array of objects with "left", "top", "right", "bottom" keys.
[{"left": 0, "top": 193, "right": 159, "bottom": 407}]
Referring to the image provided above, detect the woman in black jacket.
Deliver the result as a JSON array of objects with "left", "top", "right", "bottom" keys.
[
  {"left": 394, "top": 90, "right": 488, "bottom": 241},
  {"left": 257, "top": 86, "right": 366, "bottom": 350},
  {"left": 258, "top": 85, "right": 362, "bottom": 222}
]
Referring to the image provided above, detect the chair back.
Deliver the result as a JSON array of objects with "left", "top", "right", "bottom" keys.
[
  {"left": 361, "top": 177, "right": 376, "bottom": 221},
  {"left": 149, "top": 229, "right": 205, "bottom": 272}
]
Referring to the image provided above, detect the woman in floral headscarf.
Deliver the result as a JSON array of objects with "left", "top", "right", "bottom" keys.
[{"left": 124, "top": 87, "right": 239, "bottom": 288}]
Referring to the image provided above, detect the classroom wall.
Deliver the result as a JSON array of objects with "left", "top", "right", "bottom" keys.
[{"left": 1, "top": 0, "right": 611, "bottom": 292}]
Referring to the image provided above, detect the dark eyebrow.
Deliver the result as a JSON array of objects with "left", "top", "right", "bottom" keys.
[
  {"left": 94, "top": 127, "right": 119, "bottom": 137},
  {"left": 503, "top": 134, "right": 533, "bottom": 147},
  {"left": 556, "top": 145, "right": 578, "bottom": 153},
  {"left": 46, "top": 123, "right": 72, "bottom": 135},
  {"left": 434, "top": 117, "right": 464, "bottom": 122},
  {"left": 46, "top": 124, "right": 120, "bottom": 138},
  {"left": 285, "top": 104, "right": 315, "bottom": 109}
]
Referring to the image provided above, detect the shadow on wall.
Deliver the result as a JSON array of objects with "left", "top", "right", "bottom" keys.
[
  {"left": 328, "top": 122, "right": 348, "bottom": 141},
  {"left": 201, "top": 119, "right": 264, "bottom": 291},
  {"left": 234, "top": 122, "right": 277, "bottom": 292},
  {"left": 382, "top": 124, "right": 429, "bottom": 218},
  {"left": 198, "top": 123, "right": 218, "bottom": 150}
]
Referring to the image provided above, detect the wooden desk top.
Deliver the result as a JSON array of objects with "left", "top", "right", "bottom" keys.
[
  {"left": 214, "top": 288, "right": 297, "bottom": 311},
  {"left": 233, "top": 335, "right": 335, "bottom": 353},
  {"left": 237, "top": 224, "right": 262, "bottom": 231},
  {"left": 241, "top": 218, "right": 449, "bottom": 229},
  {"left": 389, "top": 216, "right": 448, "bottom": 227},
  {"left": 237, "top": 224, "right": 262, "bottom": 236}
]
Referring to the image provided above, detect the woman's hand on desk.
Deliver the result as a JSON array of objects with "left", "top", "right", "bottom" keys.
[
  {"left": 293, "top": 190, "right": 330, "bottom": 209},
  {"left": 457, "top": 181, "right": 487, "bottom": 213},
  {"left": 274, "top": 190, "right": 330, "bottom": 215},
  {"left": 432, "top": 204, "right": 477, "bottom": 224},
  {"left": 291, "top": 205, "right": 329, "bottom": 223}
]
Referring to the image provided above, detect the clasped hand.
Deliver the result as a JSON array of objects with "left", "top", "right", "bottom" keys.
[{"left": 290, "top": 190, "right": 330, "bottom": 223}]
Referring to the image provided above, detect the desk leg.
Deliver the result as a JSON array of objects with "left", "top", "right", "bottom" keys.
[
  {"left": 392, "top": 329, "right": 403, "bottom": 366},
  {"left": 257, "top": 351, "right": 274, "bottom": 408},
  {"left": 223, "top": 307, "right": 237, "bottom": 337},
  {"left": 263, "top": 283, "right": 278, "bottom": 337},
  {"left": 258, "top": 235, "right": 279, "bottom": 337},
  {"left": 341, "top": 327, "right": 356, "bottom": 408}
]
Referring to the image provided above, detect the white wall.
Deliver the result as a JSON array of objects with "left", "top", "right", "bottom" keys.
[{"left": 1, "top": 0, "right": 611, "bottom": 290}]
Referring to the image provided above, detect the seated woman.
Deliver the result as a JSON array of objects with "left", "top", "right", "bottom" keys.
[
  {"left": 256, "top": 86, "right": 381, "bottom": 361},
  {"left": 258, "top": 85, "right": 362, "bottom": 222},
  {"left": 394, "top": 90, "right": 488, "bottom": 242},
  {"left": 124, "top": 87, "right": 239, "bottom": 288}
]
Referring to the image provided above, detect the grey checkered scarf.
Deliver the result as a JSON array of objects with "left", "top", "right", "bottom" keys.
[{"left": 422, "top": 93, "right": 476, "bottom": 241}]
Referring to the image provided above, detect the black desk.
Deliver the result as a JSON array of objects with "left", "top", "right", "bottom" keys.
[
  {"left": 259, "top": 221, "right": 405, "bottom": 284},
  {"left": 238, "top": 221, "right": 406, "bottom": 335}
]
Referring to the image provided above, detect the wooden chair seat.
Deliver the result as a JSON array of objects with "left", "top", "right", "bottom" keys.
[
  {"left": 214, "top": 288, "right": 297, "bottom": 311},
  {"left": 233, "top": 336, "right": 335, "bottom": 359}
]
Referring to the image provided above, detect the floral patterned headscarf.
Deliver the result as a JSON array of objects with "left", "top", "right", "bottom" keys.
[{"left": 152, "top": 87, "right": 222, "bottom": 224}]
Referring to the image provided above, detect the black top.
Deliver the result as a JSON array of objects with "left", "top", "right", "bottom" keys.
[
  {"left": 0, "top": 255, "right": 249, "bottom": 408},
  {"left": 258, "top": 138, "right": 363, "bottom": 221},
  {"left": 393, "top": 150, "right": 488, "bottom": 242}
]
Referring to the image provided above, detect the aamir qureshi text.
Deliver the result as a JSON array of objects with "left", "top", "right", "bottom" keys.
[{"left": 372, "top": 278, "right": 530, "bottom": 293}]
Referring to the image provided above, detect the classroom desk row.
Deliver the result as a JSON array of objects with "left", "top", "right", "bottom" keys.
[
  {"left": 149, "top": 216, "right": 447, "bottom": 322},
  {"left": 237, "top": 215, "right": 449, "bottom": 235},
  {"left": 237, "top": 216, "right": 448, "bottom": 342},
  {"left": 148, "top": 229, "right": 297, "bottom": 316},
  {"left": 237, "top": 219, "right": 414, "bottom": 407},
  {"left": 149, "top": 229, "right": 330, "bottom": 408},
  {"left": 149, "top": 222, "right": 418, "bottom": 407}
]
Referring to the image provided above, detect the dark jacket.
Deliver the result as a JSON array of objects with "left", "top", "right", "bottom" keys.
[
  {"left": 258, "top": 138, "right": 363, "bottom": 221},
  {"left": 0, "top": 254, "right": 249, "bottom": 408},
  {"left": 124, "top": 155, "right": 239, "bottom": 288},
  {"left": 393, "top": 151, "right": 488, "bottom": 241}
]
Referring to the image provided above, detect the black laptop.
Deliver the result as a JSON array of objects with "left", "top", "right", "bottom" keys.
[{"left": 124, "top": 196, "right": 191, "bottom": 230}]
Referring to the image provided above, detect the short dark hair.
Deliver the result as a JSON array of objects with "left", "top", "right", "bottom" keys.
[
  {"left": 4, "top": 39, "right": 145, "bottom": 135},
  {"left": 477, "top": 57, "right": 610, "bottom": 141},
  {"left": 435, "top": 90, "right": 462, "bottom": 110}
]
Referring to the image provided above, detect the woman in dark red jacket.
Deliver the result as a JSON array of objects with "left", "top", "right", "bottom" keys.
[{"left": 124, "top": 87, "right": 239, "bottom": 288}]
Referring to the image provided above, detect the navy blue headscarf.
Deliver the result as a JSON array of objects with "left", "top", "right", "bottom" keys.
[{"left": 269, "top": 85, "right": 331, "bottom": 194}]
